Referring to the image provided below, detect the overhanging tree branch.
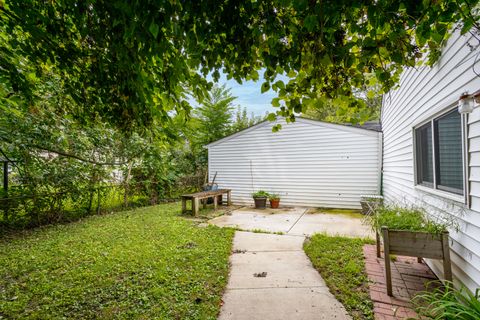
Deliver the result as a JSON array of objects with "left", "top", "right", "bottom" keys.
[{"left": 0, "top": 135, "right": 127, "bottom": 166}]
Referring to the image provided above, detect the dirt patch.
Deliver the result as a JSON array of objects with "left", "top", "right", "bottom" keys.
[{"left": 307, "top": 208, "right": 364, "bottom": 219}]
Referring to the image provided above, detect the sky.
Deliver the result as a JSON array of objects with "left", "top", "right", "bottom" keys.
[{"left": 214, "top": 74, "right": 277, "bottom": 117}]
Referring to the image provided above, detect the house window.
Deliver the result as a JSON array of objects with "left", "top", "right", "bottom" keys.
[{"left": 414, "top": 109, "right": 464, "bottom": 195}]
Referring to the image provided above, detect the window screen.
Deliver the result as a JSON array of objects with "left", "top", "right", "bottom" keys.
[
  {"left": 414, "top": 108, "right": 464, "bottom": 196},
  {"left": 435, "top": 110, "right": 463, "bottom": 194},
  {"left": 415, "top": 123, "right": 433, "bottom": 186}
]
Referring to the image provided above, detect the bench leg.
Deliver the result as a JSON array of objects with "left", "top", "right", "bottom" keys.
[
  {"left": 203, "top": 199, "right": 207, "bottom": 209},
  {"left": 182, "top": 198, "right": 186, "bottom": 214},
  {"left": 213, "top": 195, "right": 218, "bottom": 210},
  {"left": 227, "top": 191, "right": 232, "bottom": 206},
  {"left": 193, "top": 198, "right": 199, "bottom": 216}
]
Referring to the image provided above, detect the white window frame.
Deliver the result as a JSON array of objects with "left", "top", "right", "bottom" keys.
[{"left": 413, "top": 106, "right": 469, "bottom": 205}]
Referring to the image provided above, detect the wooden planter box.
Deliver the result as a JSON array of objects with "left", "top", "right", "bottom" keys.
[{"left": 381, "top": 226, "right": 452, "bottom": 296}]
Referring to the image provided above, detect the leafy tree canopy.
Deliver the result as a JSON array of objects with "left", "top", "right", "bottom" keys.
[
  {"left": 302, "top": 86, "right": 382, "bottom": 124},
  {"left": 1, "top": 0, "right": 479, "bottom": 130}
]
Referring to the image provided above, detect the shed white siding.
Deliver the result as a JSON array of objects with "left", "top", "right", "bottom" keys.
[
  {"left": 382, "top": 31, "right": 480, "bottom": 292},
  {"left": 207, "top": 118, "right": 381, "bottom": 209}
]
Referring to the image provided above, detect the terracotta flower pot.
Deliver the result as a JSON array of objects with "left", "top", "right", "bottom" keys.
[
  {"left": 253, "top": 197, "right": 267, "bottom": 209},
  {"left": 269, "top": 199, "right": 280, "bottom": 208}
]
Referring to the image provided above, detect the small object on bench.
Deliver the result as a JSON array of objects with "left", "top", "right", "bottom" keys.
[
  {"left": 381, "top": 226, "right": 452, "bottom": 296},
  {"left": 181, "top": 189, "right": 231, "bottom": 216}
]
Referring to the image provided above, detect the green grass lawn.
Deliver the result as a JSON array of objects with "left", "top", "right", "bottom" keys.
[
  {"left": 0, "top": 203, "right": 234, "bottom": 319},
  {"left": 304, "top": 234, "right": 375, "bottom": 320}
]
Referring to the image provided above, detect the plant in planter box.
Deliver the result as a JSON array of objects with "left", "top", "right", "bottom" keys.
[
  {"left": 269, "top": 194, "right": 280, "bottom": 209},
  {"left": 364, "top": 206, "right": 457, "bottom": 296},
  {"left": 252, "top": 190, "right": 269, "bottom": 209}
]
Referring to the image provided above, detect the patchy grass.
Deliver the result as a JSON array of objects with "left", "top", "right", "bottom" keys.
[
  {"left": 304, "top": 233, "right": 375, "bottom": 320},
  {"left": 0, "top": 203, "right": 234, "bottom": 319},
  {"left": 308, "top": 208, "right": 364, "bottom": 219},
  {"left": 250, "top": 228, "right": 285, "bottom": 235}
]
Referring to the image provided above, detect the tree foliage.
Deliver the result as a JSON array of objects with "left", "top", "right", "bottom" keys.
[
  {"left": 231, "top": 106, "right": 264, "bottom": 133},
  {"left": 0, "top": 79, "right": 260, "bottom": 228},
  {"left": 196, "top": 84, "right": 236, "bottom": 145},
  {"left": 1, "top": 1, "right": 478, "bottom": 130},
  {"left": 302, "top": 87, "right": 382, "bottom": 124}
]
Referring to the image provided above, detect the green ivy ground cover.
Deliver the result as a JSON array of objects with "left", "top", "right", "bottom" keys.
[{"left": 0, "top": 203, "right": 234, "bottom": 319}]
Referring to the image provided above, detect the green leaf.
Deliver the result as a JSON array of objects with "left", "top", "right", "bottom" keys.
[
  {"left": 267, "top": 113, "right": 277, "bottom": 121},
  {"left": 274, "top": 80, "right": 285, "bottom": 90},
  {"left": 304, "top": 15, "right": 318, "bottom": 32},
  {"left": 148, "top": 22, "right": 159, "bottom": 39},
  {"left": 271, "top": 97, "right": 280, "bottom": 107},
  {"left": 261, "top": 82, "right": 270, "bottom": 93},
  {"left": 366, "top": 90, "right": 376, "bottom": 99}
]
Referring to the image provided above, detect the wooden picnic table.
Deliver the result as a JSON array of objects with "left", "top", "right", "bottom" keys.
[{"left": 181, "top": 189, "right": 231, "bottom": 216}]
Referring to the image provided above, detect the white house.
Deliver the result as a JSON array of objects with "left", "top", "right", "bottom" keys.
[
  {"left": 382, "top": 30, "right": 480, "bottom": 292},
  {"left": 206, "top": 117, "right": 382, "bottom": 209}
]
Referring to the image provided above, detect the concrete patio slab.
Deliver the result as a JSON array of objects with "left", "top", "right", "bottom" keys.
[
  {"left": 288, "top": 211, "right": 374, "bottom": 238},
  {"left": 209, "top": 207, "right": 306, "bottom": 233},
  {"left": 233, "top": 230, "right": 305, "bottom": 252},
  {"left": 209, "top": 206, "right": 374, "bottom": 238},
  {"left": 218, "top": 231, "right": 350, "bottom": 320}
]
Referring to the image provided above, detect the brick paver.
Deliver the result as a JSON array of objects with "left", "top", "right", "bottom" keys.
[{"left": 363, "top": 245, "right": 440, "bottom": 320}]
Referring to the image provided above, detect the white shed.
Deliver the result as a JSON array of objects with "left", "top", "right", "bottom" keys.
[{"left": 206, "top": 118, "right": 382, "bottom": 208}]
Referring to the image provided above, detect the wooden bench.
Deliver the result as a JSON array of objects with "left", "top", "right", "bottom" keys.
[{"left": 181, "top": 189, "right": 231, "bottom": 216}]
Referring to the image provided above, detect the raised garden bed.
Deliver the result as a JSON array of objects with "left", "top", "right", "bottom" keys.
[
  {"left": 382, "top": 227, "right": 452, "bottom": 296},
  {"left": 365, "top": 206, "right": 454, "bottom": 296}
]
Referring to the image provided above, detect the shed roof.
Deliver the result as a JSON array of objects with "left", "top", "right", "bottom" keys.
[{"left": 206, "top": 117, "right": 381, "bottom": 148}]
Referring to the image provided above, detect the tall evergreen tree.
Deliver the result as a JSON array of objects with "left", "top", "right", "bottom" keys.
[{"left": 196, "top": 84, "right": 236, "bottom": 145}]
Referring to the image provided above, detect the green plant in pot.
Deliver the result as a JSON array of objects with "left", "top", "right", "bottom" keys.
[
  {"left": 252, "top": 190, "right": 269, "bottom": 209},
  {"left": 269, "top": 193, "right": 280, "bottom": 209}
]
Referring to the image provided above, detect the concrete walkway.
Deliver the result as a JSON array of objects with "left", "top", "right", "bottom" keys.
[
  {"left": 219, "top": 231, "right": 351, "bottom": 320},
  {"left": 209, "top": 207, "right": 374, "bottom": 238}
]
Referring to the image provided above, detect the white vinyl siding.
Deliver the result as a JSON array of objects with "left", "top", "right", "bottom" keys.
[
  {"left": 382, "top": 30, "right": 480, "bottom": 292},
  {"left": 207, "top": 118, "right": 381, "bottom": 209}
]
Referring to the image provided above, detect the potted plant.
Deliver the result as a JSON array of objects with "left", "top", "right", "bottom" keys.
[
  {"left": 252, "top": 190, "right": 269, "bottom": 209},
  {"left": 269, "top": 193, "right": 280, "bottom": 209},
  {"left": 365, "top": 206, "right": 456, "bottom": 296},
  {"left": 360, "top": 195, "right": 383, "bottom": 215}
]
